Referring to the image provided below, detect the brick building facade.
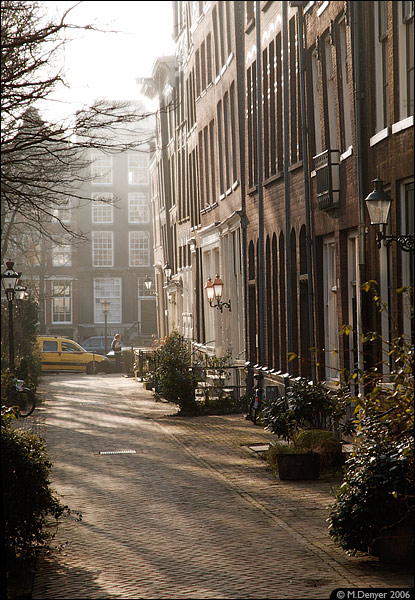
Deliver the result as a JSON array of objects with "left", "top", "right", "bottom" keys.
[{"left": 143, "top": 1, "right": 414, "bottom": 393}]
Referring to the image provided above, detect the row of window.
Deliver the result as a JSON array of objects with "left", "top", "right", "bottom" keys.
[
  {"left": 20, "top": 232, "right": 151, "bottom": 268},
  {"left": 90, "top": 153, "right": 149, "bottom": 185},
  {"left": 52, "top": 193, "right": 150, "bottom": 224},
  {"left": 49, "top": 276, "right": 155, "bottom": 324}
]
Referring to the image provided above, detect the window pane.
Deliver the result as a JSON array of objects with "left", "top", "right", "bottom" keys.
[
  {"left": 128, "top": 193, "right": 149, "bottom": 223},
  {"left": 129, "top": 231, "right": 150, "bottom": 266},
  {"left": 94, "top": 278, "right": 121, "bottom": 323},
  {"left": 52, "top": 282, "right": 72, "bottom": 323},
  {"left": 91, "top": 153, "right": 113, "bottom": 184},
  {"left": 92, "top": 193, "right": 113, "bottom": 223},
  {"left": 92, "top": 232, "right": 113, "bottom": 266},
  {"left": 128, "top": 154, "right": 148, "bottom": 185},
  {"left": 52, "top": 237, "right": 72, "bottom": 266}
]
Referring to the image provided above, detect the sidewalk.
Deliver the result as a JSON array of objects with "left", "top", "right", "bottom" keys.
[{"left": 8, "top": 374, "right": 414, "bottom": 599}]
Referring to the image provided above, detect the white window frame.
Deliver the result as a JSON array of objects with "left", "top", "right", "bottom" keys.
[
  {"left": 91, "top": 193, "right": 114, "bottom": 223},
  {"left": 129, "top": 231, "right": 150, "bottom": 267},
  {"left": 52, "top": 237, "right": 72, "bottom": 267},
  {"left": 374, "top": 2, "right": 390, "bottom": 133},
  {"left": 92, "top": 231, "right": 113, "bottom": 267},
  {"left": 51, "top": 281, "right": 72, "bottom": 324},
  {"left": 128, "top": 192, "right": 150, "bottom": 223},
  {"left": 128, "top": 154, "right": 148, "bottom": 185},
  {"left": 90, "top": 153, "right": 113, "bottom": 185},
  {"left": 398, "top": 1, "right": 414, "bottom": 119},
  {"left": 93, "top": 278, "right": 122, "bottom": 323},
  {"left": 53, "top": 200, "right": 71, "bottom": 224},
  {"left": 323, "top": 237, "right": 339, "bottom": 381}
]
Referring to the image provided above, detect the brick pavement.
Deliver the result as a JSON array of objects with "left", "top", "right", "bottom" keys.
[{"left": 12, "top": 373, "right": 413, "bottom": 599}]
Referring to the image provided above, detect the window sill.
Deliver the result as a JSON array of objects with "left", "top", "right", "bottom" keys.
[
  {"left": 392, "top": 115, "right": 414, "bottom": 134},
  {"left": 340, "top": 146, "right": 353, "bottom": 161},
  {"left": 370, "top": 127, "right": 390, "bottom": 147}
]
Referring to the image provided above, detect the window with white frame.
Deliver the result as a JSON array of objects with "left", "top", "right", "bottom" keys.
[
  {"left": 398, "top": 1, "right": 414, "bottom": 119},
  {"left": 93, "top": 278, "right": 121, "bottom": 323},
  {"left": 312, "top": 49, "right": 322, "bottom": 156},
  {"left": 92, "top": 231, "right": 113, "bottom": 266},
  {"left": 90, "top": 153, "right": 113, "bottom": 184},
  {"left": 91, "top": 193, "right": 113, "bottom": 223},
  {"left": 374, "top": 1, "right": 390, "bottom": 132},
  {"left": 52, "top": 200, "right": 71, "bottom": 223},
  {"left": 51, "top": 281, "right": 72, "bottom": 323},
  {"left": 52, "top": 237, "right": 72, "bottom": 266},
  {"left": 129, "top": 231, "right": 150, "bottom": 266},
  {"left": 338, "top": 19, "right": 353, "bottom": 151},
  {"left": 323, "top": 237, "right": 339, "bottom": 380},
  {"left": 128, "top": 193, "right": 149, "bottom": 223},
  {"left": 128, "top": 154, "right": 148, "bottom": 185}
]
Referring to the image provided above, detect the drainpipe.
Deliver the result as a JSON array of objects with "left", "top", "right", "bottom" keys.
[
  {"left": 255, "top": 1, "right": 265, "bottom": 366},
  {"left": 282, "top": 2, "right": 292, "bottom": 373},
  {"left": 352, "top": 1, "right": 366, "bottom": 399},
  {"left": 295, "top": 2, "right": 316, "bottom": 383}
]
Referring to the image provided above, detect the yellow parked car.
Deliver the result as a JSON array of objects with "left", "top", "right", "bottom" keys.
[{"left": 36, "top": 336, "right": 111, "bottom": 374}]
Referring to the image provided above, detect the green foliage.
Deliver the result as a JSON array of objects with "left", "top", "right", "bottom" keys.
[
  {"left": 1, "top": 415, "right": 69, "bottom": 565},
  {"left": 154, "top": 330, "right": 197, "bottom": 414},
  {"left": 1, "top": 298, "right": 41, "bottom": 388},
  {"left": 261, "top": 378, "right": 352, "bottom": 442},
  {"left": 328, "top": 284, "right": 414, "bottom": 558},
  {"left": 328, "top": 422, "right": 413, "bottom": 556},
  {"left": 265, "top": 429, "right": 343, "bottom": 473}
]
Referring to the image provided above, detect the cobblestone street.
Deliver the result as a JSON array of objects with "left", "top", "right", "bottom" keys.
[{"left": 22, "top": 374, "right": 414, "bottom": 599}]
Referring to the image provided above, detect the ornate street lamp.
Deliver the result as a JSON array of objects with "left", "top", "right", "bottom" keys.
[
  {"left": 204, "top": 274, "right": 231, "bottom": 312},
  {"left": 1, "top": 260, "right": 21, "bottom": 372},
  {"left": 365, "top": 178, "right": 414, "bottom": 252},
  {"left": 101, "top": 299, "right": 110, "bottom": 354},
  {"left": 163, "top": 262, "right": 183, "bottom": 288}
]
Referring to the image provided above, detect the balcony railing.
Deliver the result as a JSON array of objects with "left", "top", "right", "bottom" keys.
[{"left": 313, "top": 149, "right": 340, "bottom": 211}]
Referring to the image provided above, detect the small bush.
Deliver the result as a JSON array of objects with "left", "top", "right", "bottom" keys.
[
  {"left": 1, "top": 416, "right": 68, "bottom": 566},
  {"left": 154, "top": 331, "right": 197, "bottom": 414},
  {"left": 328, "top": 427, "right": 413, "bottom": 556}
]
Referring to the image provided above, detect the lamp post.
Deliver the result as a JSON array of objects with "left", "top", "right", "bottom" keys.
[
  {"left": 101, "top": 299, "right": 110, "bottom": 354},
  {"left": 365, "top": 178, "right": 414, "bottom": 252},
  {"left": 204, "top": 274, "right": 231, "bottom": 312},
  {"left": 1, "top": 260, "right": 21, "bottom": 373}
]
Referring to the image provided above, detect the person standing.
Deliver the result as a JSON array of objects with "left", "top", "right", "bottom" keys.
[{"left": 111, "top": 334, "right": 122, "bottom": 373}]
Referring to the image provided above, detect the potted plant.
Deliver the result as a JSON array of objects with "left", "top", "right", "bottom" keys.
[
  {"left": 261, "top": 378, "right": 351, "bottom": 480},
  {"left": 328, "top": 419, "right": 414, "bottom": 564}
]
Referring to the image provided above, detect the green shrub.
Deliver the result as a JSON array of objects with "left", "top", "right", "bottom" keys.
[
  {"left": 261, "top": 378, "right": 352, "bottom": 442},
  {"left": 293, "top": 429, "right": 343, "bottom": 469},
  {"left": 1, "top": 416, "right": 69, "bottom": 566},
  {"left": 328, "top": 284, "right": 414, "bottom": 559},
  {"left": 328, "top": 423, "right": 414, "bottom": 556},
  {"left": 154, "top": 330, "right": 197, "bottom": 414}
]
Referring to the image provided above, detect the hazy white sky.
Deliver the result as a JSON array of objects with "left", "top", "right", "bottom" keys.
[{"left": 43, "top": 1, "right": 175, "bottom": 119}]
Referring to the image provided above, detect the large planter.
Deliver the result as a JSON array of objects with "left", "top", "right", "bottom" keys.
[
  {"left": 276, "top": 452, "right": 320, "bottom": 481},
  {"left": 370, "top": 511, "right": 414, "bottom": 565}
]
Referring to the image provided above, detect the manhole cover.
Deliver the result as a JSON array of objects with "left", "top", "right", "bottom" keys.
[{"left": 98, "top": 450, "right": 137, "bottom": 455}]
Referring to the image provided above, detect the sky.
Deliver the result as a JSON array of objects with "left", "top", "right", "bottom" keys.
[{"left": 43, "top": 1, "right": 175, "bottom": 120}]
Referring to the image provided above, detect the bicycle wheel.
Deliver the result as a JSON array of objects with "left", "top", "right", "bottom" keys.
[{"left": 17, "top": 388, "right": 36, "bottom": 417}]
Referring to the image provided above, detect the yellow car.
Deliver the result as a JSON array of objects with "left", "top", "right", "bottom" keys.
[{"left": 36, "top": 336, "right": 111, "bottom": 374}]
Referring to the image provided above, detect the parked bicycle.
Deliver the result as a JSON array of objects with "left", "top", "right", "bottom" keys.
[
  {"left": 2, "top": 378, "right": 36, "bottom": 417},
  {"left": 248, "top": 373, "right": 264, "bottom": 425}
]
